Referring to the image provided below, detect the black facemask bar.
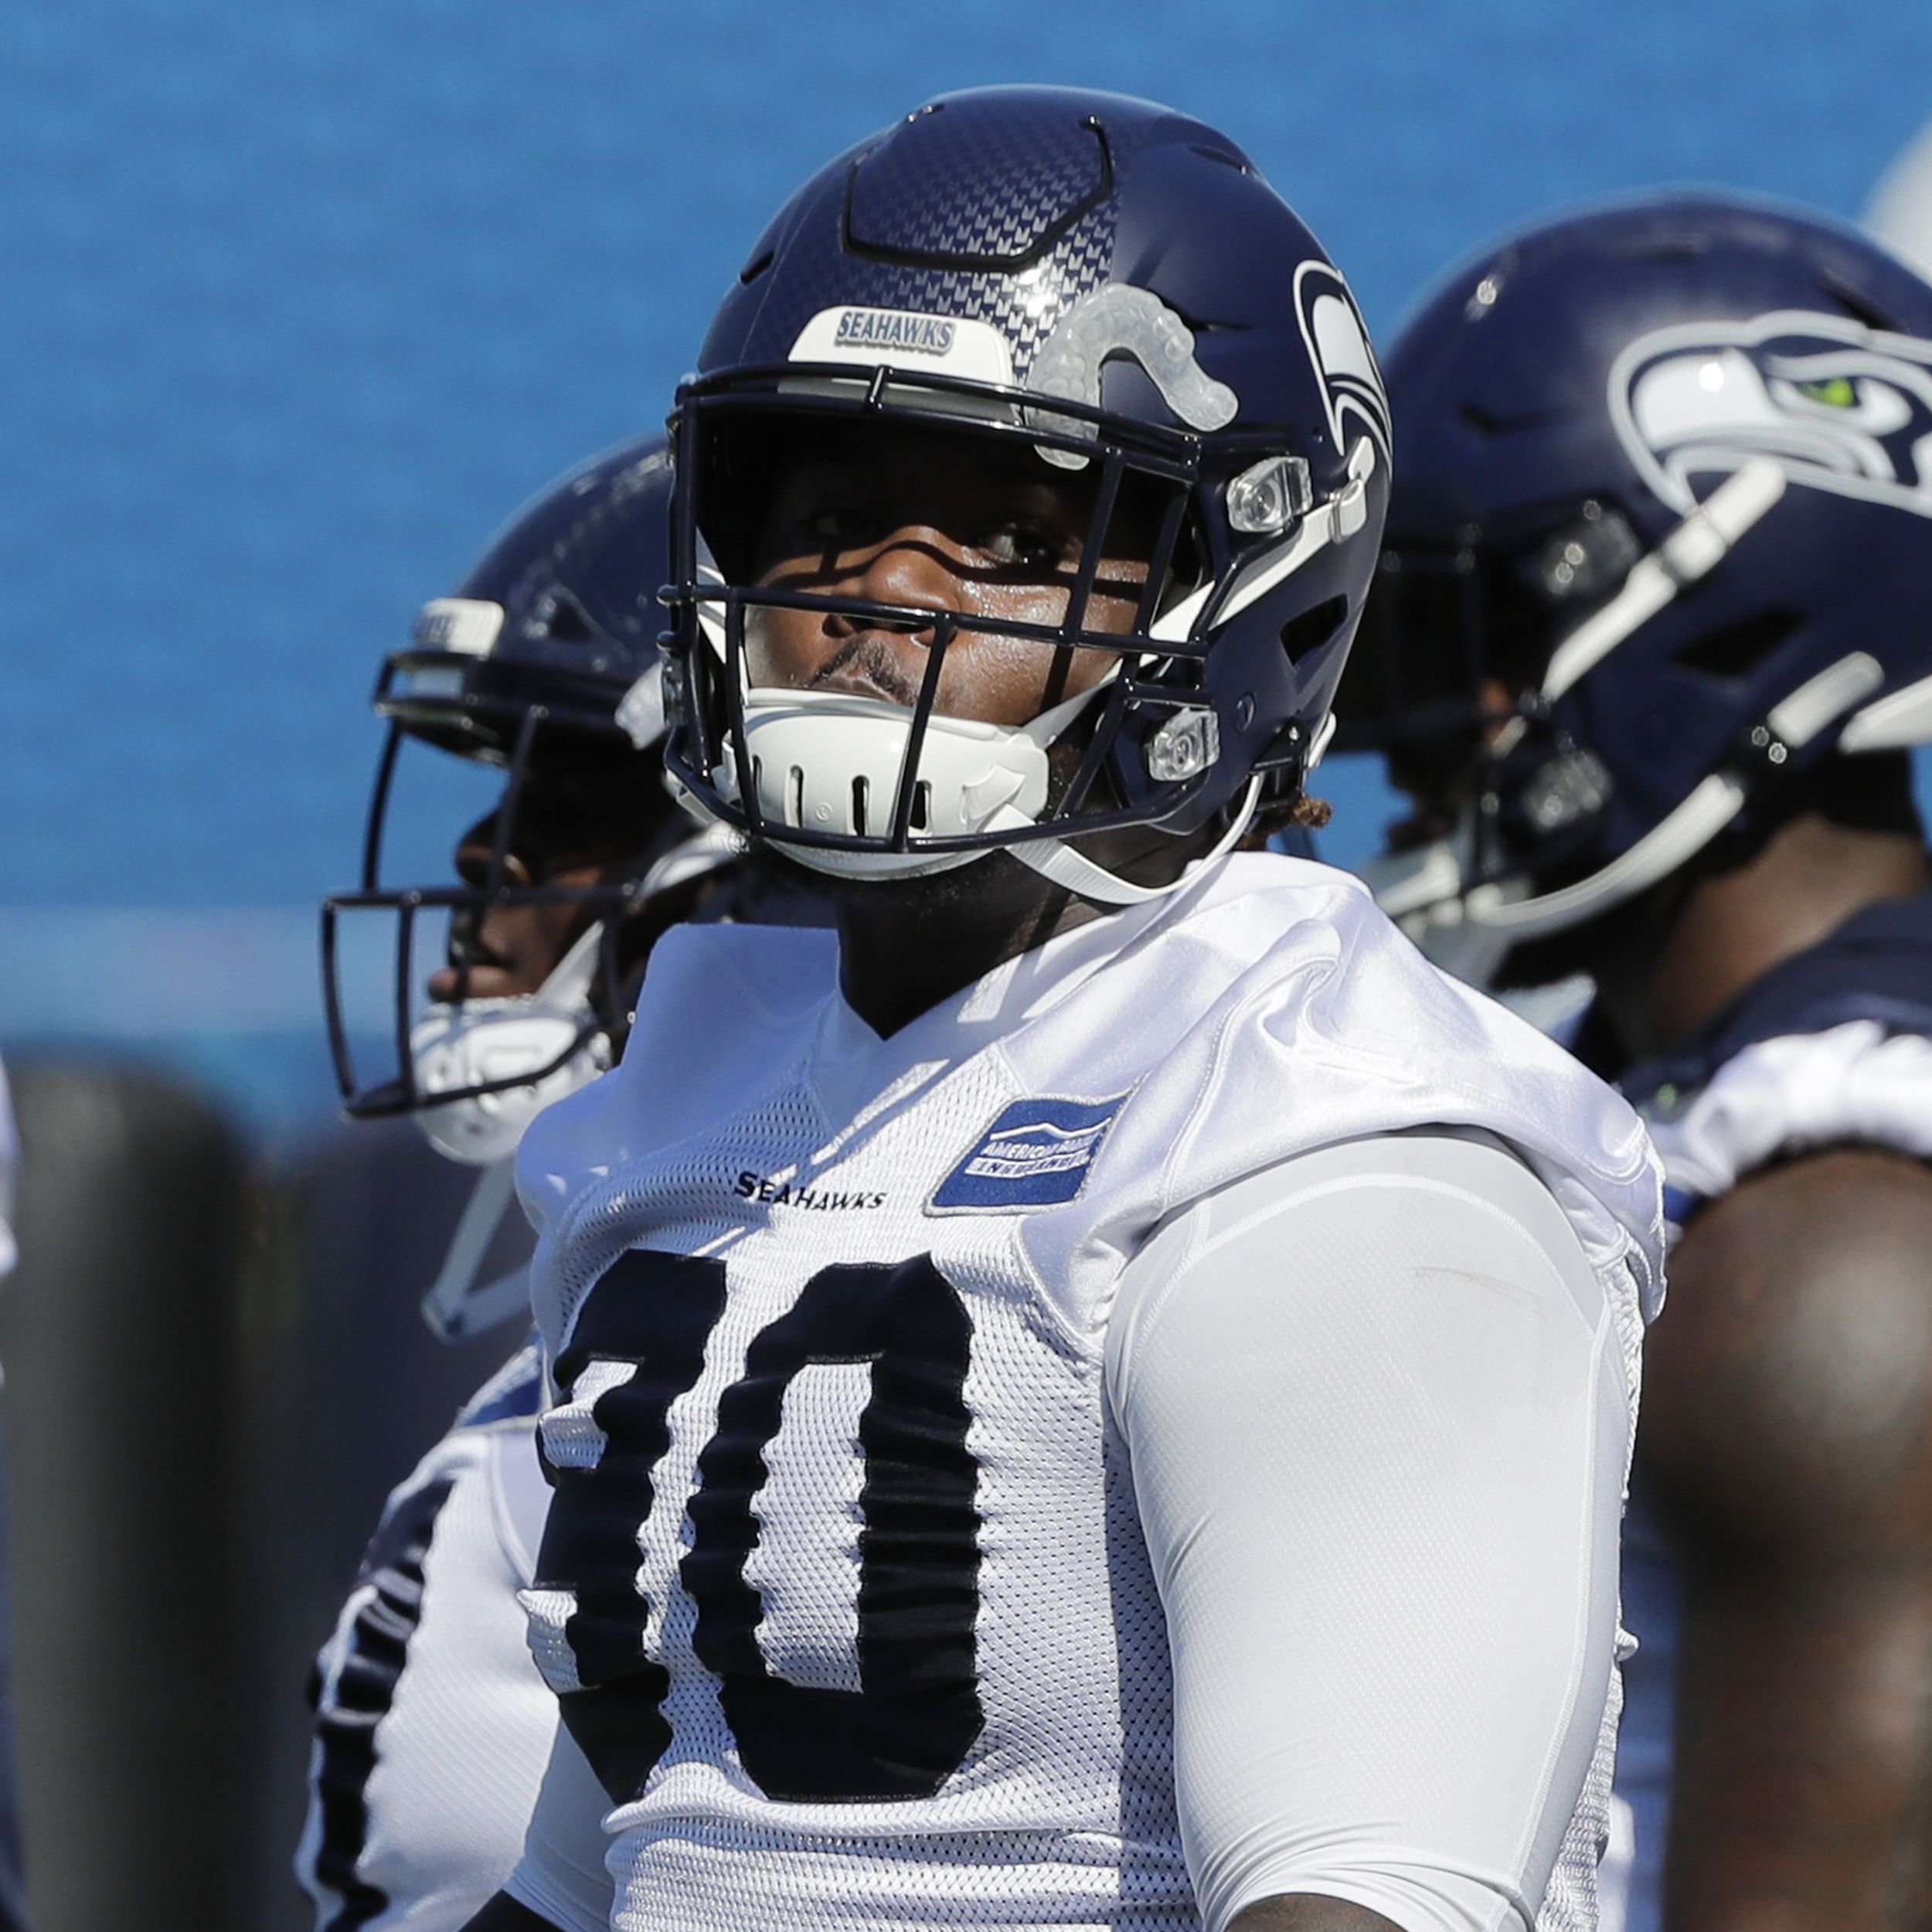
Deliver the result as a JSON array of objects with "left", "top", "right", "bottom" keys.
[
  {"left": 319, "top": 704, "right": 663, "bottom": 1121},
  {"left": 662, "top": 366, "right": 1281, "bottom": 859}
]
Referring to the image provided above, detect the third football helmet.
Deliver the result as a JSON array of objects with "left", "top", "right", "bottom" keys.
[{"left": 1341, "top": 192, "right": 1932, "bottom": 979}]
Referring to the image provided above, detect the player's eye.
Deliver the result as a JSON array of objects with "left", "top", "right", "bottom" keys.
[
  {"left": 978, "top": 521, "right": 1072, "bottom": 570},
  {"left": 808, "top": 506, "right": 890, "bottom": 549}
]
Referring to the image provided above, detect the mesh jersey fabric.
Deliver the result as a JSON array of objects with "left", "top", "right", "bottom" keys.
[
  {"left": 298, "top": 1342, "right": 560, "bottom": 1931},
  {"left": 508, "top": 852, "right": 1664, "bottom": 1932},
  {"left": 1600, "top": 886, "right": 1932, "bottom": 1932}
]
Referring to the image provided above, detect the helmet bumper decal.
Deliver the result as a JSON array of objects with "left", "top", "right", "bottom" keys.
[
  {"left": 413, "top": 597, "right": 505, "bottom": 658},
  {"left": 791, "top": 306, "right": 1017, "bottom": 386},
  {"left": 1611, "top": 310, "right": 1932, "bottom": 519}
]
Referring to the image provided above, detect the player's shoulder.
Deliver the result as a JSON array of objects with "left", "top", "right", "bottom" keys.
[
  {"left": 1629, "top": 886, "right": 1932, "bottom": 1223},
  {"left": 1077, "top": 855, "right": 1665, "bottom": 1298},
  {"left": 1178, "top": 853, "right": 1651, "bottom": 1159},
  {"left": 1644, "top": 1143, "right": 1932, "bottom": 1552},
  {"left": 1158, "top": 850, "right": 1521, "bottom": 1038}
]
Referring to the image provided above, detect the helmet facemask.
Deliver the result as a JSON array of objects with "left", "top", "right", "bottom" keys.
[
  {"left": 662, "top": 383, "right": 1230, "bottom": 877},
  {"left": 321, "top": 706, "right": 702, "bottom": 1146},
  {"left": 661, "top": 373, "right": 1375, "bottom": 903}
]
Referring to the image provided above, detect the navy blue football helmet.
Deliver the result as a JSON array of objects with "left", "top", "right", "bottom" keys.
[
  {"left": 321, "top": 434, "right": 715, "bottom": 1155},
  {"left": 658, "top": 86, "right": 1390, "bottom": 904},
  {"left": 1341, "top": 192, "right": 1932, "bottom": 980}
]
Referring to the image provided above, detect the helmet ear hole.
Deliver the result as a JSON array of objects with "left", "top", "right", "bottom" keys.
[
  {"left": 1671, "top": 609, "right": 1801, "bottom": 682},
  {"left": 1280, "top": 595, "right": 1349, "bottom": 665}
]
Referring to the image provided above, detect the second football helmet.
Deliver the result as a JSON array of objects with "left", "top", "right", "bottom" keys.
[
  {"left": 658, "top": 85, "right": 1391, "bottom": 905},
  {"left": 321, "top": 434, "right": 723, "bottom": 1168},
  {"left": 1341, "top": 192, "right": 1932, "bottom": 978}
]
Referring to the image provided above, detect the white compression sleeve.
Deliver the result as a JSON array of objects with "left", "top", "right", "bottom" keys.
[
  {"left": 505, "top": 1724, "right": 617, "bottom": 1932},
  {"left": 1106, "top": 1132, "right": 1631, "bottom": 1932}
]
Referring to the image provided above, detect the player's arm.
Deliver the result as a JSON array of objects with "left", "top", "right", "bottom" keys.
[
  {"left": 461, "top": 1723, "right": 615, "bottom": 1932},
  {"left": 1228, "top": 1897, "right": 1405, "bottom": 1932},
  {"left": 1109, "top": 1132, "right": 1631, "bottom": 1932},
  {"left": 461, "top": 1899, "right": 556, "bottom": 1930},
  {"left": 1638, "top": 1145, "right": 1932, "bottom": 1932}
]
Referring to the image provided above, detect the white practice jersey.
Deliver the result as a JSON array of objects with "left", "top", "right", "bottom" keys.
[
  {"left": 298, "top": 1342, "right": 560, "bottom": 1930},
  {"left": 509, "top": 853, "right": 1665, "bottom": 1932}
]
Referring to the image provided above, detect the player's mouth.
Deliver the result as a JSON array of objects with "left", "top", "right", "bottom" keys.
[
  {"left": 804, "top": 631, "right": 927, "bottom": 707},
  {"left": 427, "top": 955, "right": 532, "bottom": 1005}
]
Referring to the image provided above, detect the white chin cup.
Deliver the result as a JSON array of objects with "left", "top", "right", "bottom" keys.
[
  {"left": 714, "top": 684, "right": 1100, "bottom": 880},
  {"left": 409, "top": 926, "right": 611, "bottom": 1165}
]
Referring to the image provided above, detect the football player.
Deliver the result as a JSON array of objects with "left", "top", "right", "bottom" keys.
[
  {"left": 0, "top": 1058, "right": 29, "bottom": 1932},
  {"left": 461, "top": 87, "right": 1665, "bottom": 1932},
  {"left": 1339, "top": 192, "right": 1932, "bottom": 1932},
  {"left": 302, "top": 434, "right": 742, "bottom": 1930}
]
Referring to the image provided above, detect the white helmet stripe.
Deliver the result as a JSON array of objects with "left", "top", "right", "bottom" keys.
[{"left": 1541, "top": 457, "right": 1787, "bottom": 702}]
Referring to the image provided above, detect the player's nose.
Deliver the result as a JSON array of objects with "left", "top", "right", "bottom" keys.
[{"left": 840, "top": 524, "right": 971, "bottom": 640}]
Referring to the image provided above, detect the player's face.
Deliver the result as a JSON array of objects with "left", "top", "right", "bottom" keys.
[
  {"left": 743, "top": 423, "right": 1157, "bottom": 726},
  {"left": 426, "top": 762, "right": 652, "bottom": 1002}
]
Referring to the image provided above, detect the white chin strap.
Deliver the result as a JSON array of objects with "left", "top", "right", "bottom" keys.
[
  {"left": 1363, "top": 461, "right": 1899, "bottom": 976},
  {"left": 409, "top": 921, "right": 610, "bottom": 1167},
  {"left": 1539, "top": 458, "right": 1788, "bottom": 701},
  {"left": 992, "top": 777, "right": 1263, "bottom": 906}
]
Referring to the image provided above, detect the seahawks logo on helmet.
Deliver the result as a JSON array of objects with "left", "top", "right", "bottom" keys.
[
  {"left": 1610, "top": 309, "right": 1932, "bottom": 519},
  {"left": 1294, "top": 260, "right": 1390, "bottom": 459}
]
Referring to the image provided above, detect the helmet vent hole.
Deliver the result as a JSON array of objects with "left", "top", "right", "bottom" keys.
[
  {"left": 911, "top": 782, "right": 932, "bottom": 832},
  {"left": 1672, "top": 609, "right": 1801, "bottom": 682},
  {"left": 740, "top": 248, "right": 776, "bottom": 286},
  {"left": 852, "top": 775, "right": 870, "bottom": 835},
  {"left": 787, "top": 766, "right": 805, "bottom": 826},
  {"left": 1280, "top": 595, "right": 1349, "bottom": 667}
]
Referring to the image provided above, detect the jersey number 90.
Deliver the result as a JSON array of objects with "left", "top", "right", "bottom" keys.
[{"left": 531, "top": 1248, "right": 984, "bottom": 1807}]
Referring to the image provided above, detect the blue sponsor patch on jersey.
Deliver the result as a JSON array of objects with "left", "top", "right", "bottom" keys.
[{"left": 930, "top": 1093, "right": 1128, "bottom": 1213}]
